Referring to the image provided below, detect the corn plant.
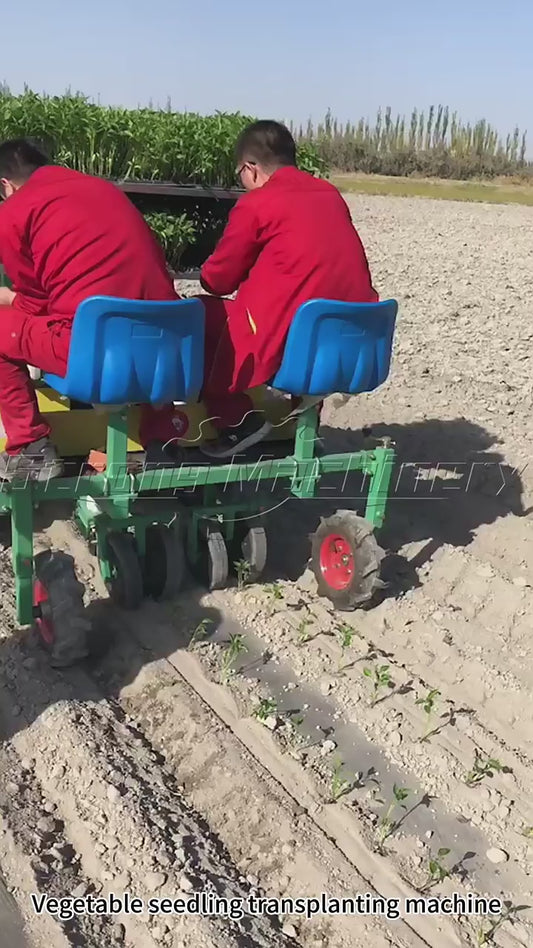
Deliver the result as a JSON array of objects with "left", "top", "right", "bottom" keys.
[
  {"left": 188, "top": 618, "right": 213, "bottom": 650},
  {"left": 522, "top": 826, "right": 533, "bottom": 839},
  {"left": 465, "top": 751, "right": 504, "bottom": 787},
  {"left": 363, "top": 664, "right": 391, "bottom": 706},
  {"left": 415, "top": 688, "right": 441, "bottom": 741},
  {"left": 234, "top": 558, "right": 252, "bottom": 591},
  {"left": 422, "top": 847, "right": 451, "bottom": 890},
  {"left": 375, "top": 784, "right": 411, "bottom": 848},
  {"left": 220, "top": 633, "right": 247, "bottom": 685}
]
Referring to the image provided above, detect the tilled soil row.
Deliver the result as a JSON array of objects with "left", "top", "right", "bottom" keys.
[{"left": 0, "top": 618, "right": 297, "bottom": 948}]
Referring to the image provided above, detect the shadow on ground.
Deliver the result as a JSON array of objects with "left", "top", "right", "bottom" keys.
[
  {"left": 0, "top": 413, "right": 527, "bottom": 948},
  {"left": 261, "top": 416, "right": 527, "bottom": 596},
  {"left": 0, "top": 414, "right": 526, "bottom": 738}
]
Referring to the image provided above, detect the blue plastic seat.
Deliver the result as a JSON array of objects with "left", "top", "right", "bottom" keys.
[
  {"left": 271, "top": 299, "right": 397, "bottom": 396},
  {"left": 43, "top": 296, "right": 205, "bottom": 404}
]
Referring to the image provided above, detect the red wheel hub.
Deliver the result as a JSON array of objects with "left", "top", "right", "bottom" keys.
[
  {"left": 319, "top": 533, "right": 354, "bottom": 591},
  {"left": 33, "top": 579, "right": 54, "bottom": 645}
]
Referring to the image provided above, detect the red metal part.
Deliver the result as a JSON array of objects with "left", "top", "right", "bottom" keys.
[
  {"left": 33, "top": 579, "right": 54, "bottom": 646},
  {"left": 319, "top": 533, "right": 354, "bottom": 591}
]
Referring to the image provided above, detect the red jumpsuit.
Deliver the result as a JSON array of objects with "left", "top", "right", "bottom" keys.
[
  {"left": 141, "top": 166, "right": 378, "bottom": 443},
  {"left": 0, "top": 165, "right": 176, "bottom": 453}
]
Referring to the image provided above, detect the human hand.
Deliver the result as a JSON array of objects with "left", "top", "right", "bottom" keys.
[{"left": 0, "top": 286, "right": 15, "bottom": 306}]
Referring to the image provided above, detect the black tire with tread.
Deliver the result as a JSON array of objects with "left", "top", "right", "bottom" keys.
[
  {"left": 144, "top": 523, "right": 185, "bottom": 601},
  {"left": 34, "top": 549, "right": 91, "bottom": 667},
  {"left": 105, "top": 531, "right": 144, "bottom": 609},
  {"left": 311, "top": 510, "right": 385, "bottom": 610}
]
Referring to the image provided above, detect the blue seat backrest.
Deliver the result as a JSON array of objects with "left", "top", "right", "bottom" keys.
[
  {"left": 271, "top": 299, "right": 398, "bottom": 396},
  {"left": 43, "top": 296, "right": 205, "bottom": 405}
]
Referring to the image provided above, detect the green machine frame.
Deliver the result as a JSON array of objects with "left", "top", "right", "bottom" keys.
[{"left": 0, "top": 404, "right": 395, "bottom": 626}]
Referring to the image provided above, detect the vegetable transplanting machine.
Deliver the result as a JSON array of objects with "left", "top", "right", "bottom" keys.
[{"left": 0, "top": 294, "right": 398, "bottom": 667}]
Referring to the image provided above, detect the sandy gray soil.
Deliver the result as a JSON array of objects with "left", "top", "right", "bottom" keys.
[{"left": 0, "top": 193, "right": 532, "bottom": 948}]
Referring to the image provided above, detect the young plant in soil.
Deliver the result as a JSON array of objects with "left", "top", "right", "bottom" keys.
[
  {"left": 363, "top": 664, "right": 391, "bottom": 706},
  {"left": 464, "top": 751, "right": 504, "bottom": 787},
  {"left": 336, "top": 623, "right": 356, "bottom": 671},
  {"left": 297, "top": 617, "right": 314, "bottom": 646},
  {"left": 415, "top": 688, "right": 441, "bottom": 741},
  {"left": 265, "top": 583, "right": 284, "bottom": 601},
  {"left": 328, "top": 757, "right": 354, "bottom": 803},
  {"left": 375, "top": 784, "right": 411, "bottom": 849},
  {"left": 422, "top": 847, "right": 451, "bottom": 891},
  {"left": 252, "top": 698, "right": 278, "bottom": 722},
  {"left": 188, "top": 618, "right": 213, "bottom": 650},
  {"left": 220, "top": 633, "right": 247, "bottom": 685},
  {"left": 476, "top": 903, "right": 528, "bottom": 945},
  {"left": 234, "top": 558, "right": 252, "bottom": 591}
]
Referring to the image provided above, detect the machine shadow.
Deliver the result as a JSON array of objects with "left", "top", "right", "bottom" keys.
[
  {"left": 260, "top": 415, "right": 526, "bottom": 596},
  {"left": 0, "top": 415, "right": 526, "bottom": 743},
  {"left": 0, "top": 581, "right": 224, "bottom": 746}
]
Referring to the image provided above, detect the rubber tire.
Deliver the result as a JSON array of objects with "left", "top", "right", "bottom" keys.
[
  {"left": 194, "top": 522, "right": 229, "bottom": 591},
  {"left": 311, "top": 510, "right": 385, "bottom": 610},
  {"left": 144, "top": 523, "right": 185, "bottom": 601},
  {"left": 105, "top": 531, "right": 144, "bottom": 610},
  {"left": 230, "top": 524, "right": 267, "bottom": 583},
  {"left": 33, "top": 550, "right": 91, "bottom": 667}
]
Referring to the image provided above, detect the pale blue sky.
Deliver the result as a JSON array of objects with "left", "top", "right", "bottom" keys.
[{"left": 3, "top": 0, "right": 531, "bottom": 139}]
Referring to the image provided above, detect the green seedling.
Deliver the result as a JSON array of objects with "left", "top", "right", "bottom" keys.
[
  {"left": 297, "top": 617, "right": 314, "bottom": 645},
  {"left": 252, "top": 697, "right": 278, "bottom": 721},
  {"left": 336, "top": 623, "right": 355, "bottom": 670},
  {"left": 329, "top": 757, "right": 353, "bottom": 802},
  {"left": 375, "top": 784, "right": 411, "bottom": 847},
  {"left": 220, "top": 633, "right": 247, "bottom": 685},
  {"left": 476, "top": 904, "right": 526, "bottom": 945},
  {"left": 465, "top": 751, "right": 504, "bottom": 787},
  {"left": 363, "top": 664, "right": 391, "bottom": 706},
  {"left": 422, "top": 847, "right": 451, "bottom": 890},
  {"left": 265, "top": 583, "right": 283, "bottom": 601},
  {"left": 188, "top": 618, "right": 213, "bottom": 650},
  {"left": 234, "top": 558, "right": 252, "bottom": 590},
  {"left": 415, "top": 688, "right": 441, "bottom": 741},
  {"left": 521, "top": 826, "right": 533, "bottom": 839},
  {"left": 337, "top": 623, "right": 355, "bottom": 650}
]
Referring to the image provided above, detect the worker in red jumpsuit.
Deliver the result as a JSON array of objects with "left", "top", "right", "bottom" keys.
[
  {"left": 0, "top": 138, "right": 177, "bottom": 481},
  {"left": 143, "top": 120, "right": 378, "bottom": 459}
]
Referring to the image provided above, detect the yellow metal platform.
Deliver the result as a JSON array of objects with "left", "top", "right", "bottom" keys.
[{"left": 0, "top": 385, "right": 295, "bottom": 456}]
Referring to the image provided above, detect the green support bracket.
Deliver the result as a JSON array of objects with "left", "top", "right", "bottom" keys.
[
  {"left": 364, "top": 446, "right": 395, "bottom": 529},
  {"left": 291, "top": 407, "right": 320, "bottom": 499},
  {"left": 11, "top": 483, "right": 35, "bottom": 625},
  {"left": 104, "top": 409, "right": 133, "bottom": 520}
]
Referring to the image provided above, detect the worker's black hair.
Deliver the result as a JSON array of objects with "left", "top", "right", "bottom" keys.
[
  {"left": 0, "top": 138, "right": 49, "bottom": 181},
  {"left": 235, "top": 120, "right": 297, "bottom": 169}
]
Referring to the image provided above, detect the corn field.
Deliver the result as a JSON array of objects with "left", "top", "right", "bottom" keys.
[{"left": 290, "top": 106, "right": 530, "bottom": 179}]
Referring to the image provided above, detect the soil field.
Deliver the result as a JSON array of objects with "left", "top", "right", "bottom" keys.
[{"left": 0, "top": 193, "right": 532, "bottom": 948}]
